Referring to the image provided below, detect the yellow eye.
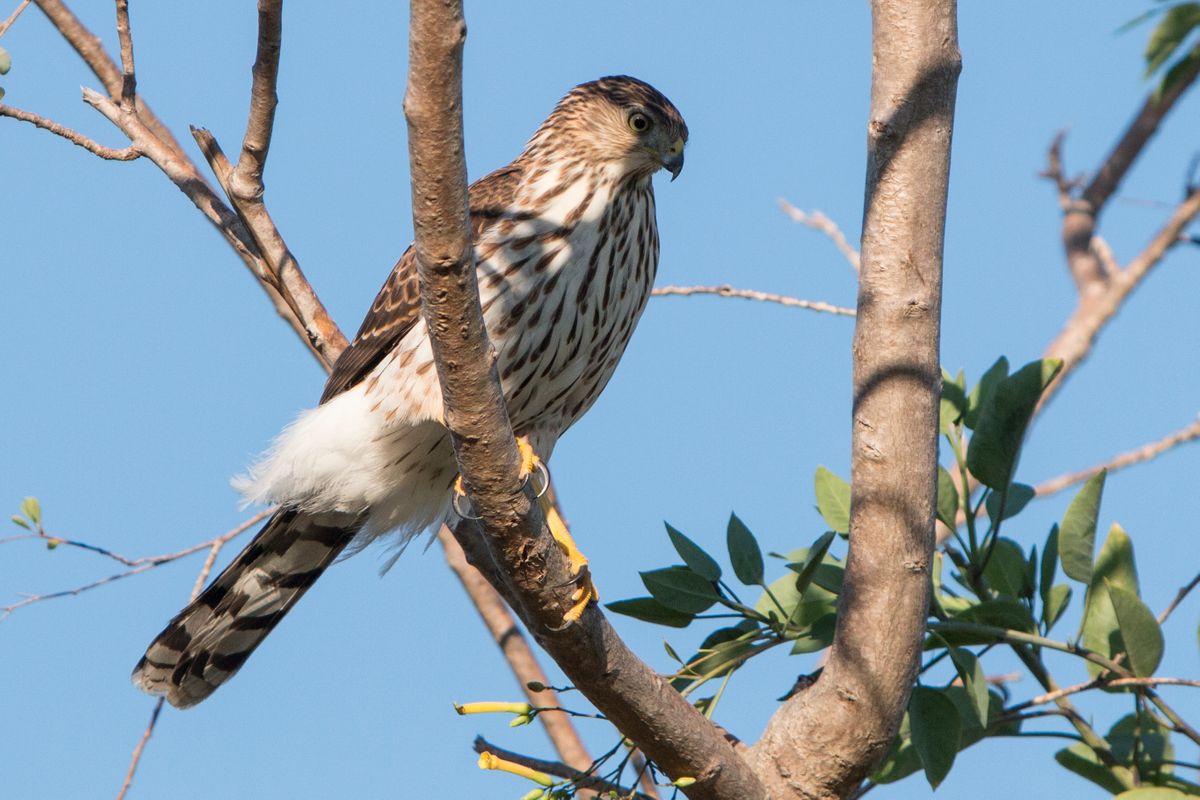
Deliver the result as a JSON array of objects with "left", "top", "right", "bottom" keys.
[{"left": 627, "top": 112, "right": 651, "bottom": 134}]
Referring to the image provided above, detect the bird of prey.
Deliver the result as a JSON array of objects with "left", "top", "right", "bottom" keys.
[{"left": 132, "top": 75, "right": 687, "bottom": 709}]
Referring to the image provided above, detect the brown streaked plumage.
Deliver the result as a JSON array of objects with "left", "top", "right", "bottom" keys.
[{"left": 133, "top": 76, "right": 687, "bottom": 708}]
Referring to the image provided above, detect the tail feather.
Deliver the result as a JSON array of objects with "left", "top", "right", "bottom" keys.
[{"left": 132, "top": 508, "right": 360, "bottom": 708}]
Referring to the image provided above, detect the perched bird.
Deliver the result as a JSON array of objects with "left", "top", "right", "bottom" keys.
[{"left": 132, "top": 75, "right": 687, "bottom": 709}]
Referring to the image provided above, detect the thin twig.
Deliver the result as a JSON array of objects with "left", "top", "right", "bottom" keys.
[
  {"left": 473, "top": 737, "right": 655, "bottom": 800},
  {"left": 0, "top": 0, "right": 31, "bottom": 38},
  {"left": 0, "top": 103, "right": 139, "bottom": 159},
  {"left": 232, "top": 0, "right": 281, "bottom": 189},
  {"left": 1034, "top": 417, "right": 1200, "bottom": 497},
  {"left": 651, "top": 284, "right": 856, "bottom": 316},
  {"left": 114, "top": 697, "right": 162, "bottom": 800},
  {"left": 113, "top": 0, "right": 134, "bottom": 108},
  {"left": 0, "top": 509, "right": 271, "bottom": 622},
  {"left": 1158, "top": 572, "right": 1200, "bottom": 626},
  {"left": 1011, "top": 676, "right": 1200, "bottom": 714},
  {"left": 778, "top": 199, "right": 861, "bottom": 272}
]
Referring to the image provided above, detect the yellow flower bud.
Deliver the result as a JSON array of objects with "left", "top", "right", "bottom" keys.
[
  {"left": 454, "top": 701, "right": 533, "bottom": 716},
  {"left": 476, "top": 751, "right": 556, "bottom": 787},
  {"left": 673, "top": 776, "right": 697, "bottom": 787}
]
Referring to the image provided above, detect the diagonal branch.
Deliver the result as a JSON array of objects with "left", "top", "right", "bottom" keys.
[
  {"left": 1047, "top": 41, "right": 1200, "bottom": 295},
  {"left": 1034, "top": 416, "right": 1200, "bottom": 497},
  {"left": 403, "top": 2, "right": 765, "bottom": 797},
  {"left": 778, "top": 199, "right": 862, "bottom": 272},
  {"left": 0, "top": 0, "right": 31, "bottom": 38},
  {"left": 0, "top": 103, "right": 139, "bottom": 159}
]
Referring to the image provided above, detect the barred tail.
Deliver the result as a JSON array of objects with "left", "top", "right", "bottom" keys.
[{"left": 132, "top": 508, "right": 360, "bottom": 709}]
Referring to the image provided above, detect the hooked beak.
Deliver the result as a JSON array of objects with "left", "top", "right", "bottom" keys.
[{"left": 662, "top": 137, "right": 685, "bottom": 181}]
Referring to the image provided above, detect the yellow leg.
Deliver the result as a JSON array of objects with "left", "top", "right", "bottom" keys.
[{"left": 515, "top": 437, "right": 597, "bottom": 623}]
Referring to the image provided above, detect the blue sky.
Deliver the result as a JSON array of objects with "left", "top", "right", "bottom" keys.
[{"left": 2, "top": 2, "right": 1198, "bottom": 798}]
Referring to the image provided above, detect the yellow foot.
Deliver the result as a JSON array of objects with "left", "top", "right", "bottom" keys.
[{"left": 515, "top": 436, "right": 598, "bottom": 623}]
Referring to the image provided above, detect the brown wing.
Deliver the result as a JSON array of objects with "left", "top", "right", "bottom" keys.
[{"left": 319, "top": 164, "right": 524, "bottom": 404}]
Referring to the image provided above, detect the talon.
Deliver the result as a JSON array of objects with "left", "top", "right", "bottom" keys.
[{"left": 545, "top": 498, "right": 597, "bottom": 623}]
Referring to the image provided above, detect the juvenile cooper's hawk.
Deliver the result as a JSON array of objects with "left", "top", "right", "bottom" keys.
[{"left": 133, "top": 76, "right": 687, "bottom": 708}]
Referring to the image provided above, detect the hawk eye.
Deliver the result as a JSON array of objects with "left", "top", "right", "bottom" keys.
[{"left": 627, "top": 112, "right": 651, "bottom": 134}]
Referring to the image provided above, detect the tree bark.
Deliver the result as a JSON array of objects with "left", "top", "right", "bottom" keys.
[{"left": 751, "top": 2, "right": 959, "bottom": 797}]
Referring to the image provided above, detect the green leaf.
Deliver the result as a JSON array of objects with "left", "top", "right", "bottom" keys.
[
  {"left": 984, "top": 482, "right": 1035, "bottom": 524},
  {"left": 0, "top": 46, "right": 10, "bottom": 76},
  {"left": 982, "top": 537, "right": 1031, "bottom": 599},
  {"left": 1094, "top": 522, "right": 1139, "bottom": 597},
  {"left": 965, "top": 357, "right": 1008, "bottom": 430},
  {"left": 1043, "top": 584, "right": 1072, "bottom": 631},
  {"left": 787, "top": 531, "right": 836, "bottom": 596},
  {"left": 946, "top": 647, "right": 989, "bottom": 727},
  {"left": 813, "top": 467, "right": 851, "bottom": 534},
  {"left": 1107, "top": 581, "right": 1164, "bottom": 676},
  {"left": 1159, "top": 47, "right": 1200, "bottom": 97},
  {"left": 10, "top": 515, "right": 30, "bottom": 530},
  {"left": 605, "top": 597, "right": 694, "bottom": 628},
  {"left": 727, "top": 513, "right": 764, "bottom": 585},
  {"left": 1145, "top": 3, "right": 1200, "bottom": 75},
  {"left": 789, "top": 613, "right": 837, "bottom": 654},
  {"left": 1059, "top": 470, "right": 1106, "bottom": 583},
  {"left": 966, "top": 359, "right": 1062, "bottom": 489},
  {"left": 640, "top": 567, "right": 719, "bottom": 614},
  {"left": 936, "top": 467, "right": 959, "bottom": 530},
  {"left": 20, "top": 496, "right": 41, "bottom": 527},
  {"left": 936, "top": 599, "right": 1036, "bottom": 646},
  {"left": 665, "top": 523, "right": 721, "bottom": 581},
  {"left": 1109, "top": 712, "right": 1175, "bottom": 776},
  {"left": 1040, "top": 524, "right": 1059, "bottom": 606},
  {"left": 908, "top": 687, "right": 962, "bottom": 789},
  {"left": 663, "top": 640, "right": 683, "bottom": 664},
  {"left": 940, "top": 369, "right": 966, "bottom": 433},
  {"left": 1055, "top": 743, "right": 1134, "bottom": 795}
]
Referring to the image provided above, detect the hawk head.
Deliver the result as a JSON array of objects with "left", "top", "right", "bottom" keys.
[{"left": 531, "top": 75, "right": 689, "bottom": 181}]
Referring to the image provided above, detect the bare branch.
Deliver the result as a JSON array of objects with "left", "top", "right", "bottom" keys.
[
  {"left": 1011, "top": 677, "right": 1200, "bottom": 715},
  {"left": 652, "top": 284, "right": 856, "bottom": 317},
  {"left": 1159, "top": 572, "right": 1200, "bottom": 627},
  {"left": 1046, "top": 42, "right": 1200, "bottom": 296},
  {"left": 752, "top": 3, "right": 959, "bottom": 797},
  {"left": 1034, "top": 417, "right": 1200, "bottom": 497},
  {"left": 114, "top": 698, "right": 162, "bottom": 800},
  {"left": 189, "top": 125, "right": 347, "bottom": 366},
  {"left": 113, "top": 0, "right": 134, "bottom": 108},
  {"left": 33, "top": 0, "right": 183, "bottom": 154},
  {"left": 473, "top": 737, "right": 655, "bottom": 800},
  {"left": 1043, "top": 186, "right": 1200, "bottom": 396},
  {"left": 778, "top": 199, "right": 861, "bottom": 272},
  {"left": 439, "top": 526, "right": 593, "bottom": 773},
  {"left": 0, "top": 103, "right": 139, "bottom": 159},
  {"left": 0, "top": 0, "right": 31, "bottom": 38},
  {"left": 232, "top": 0, "right": 281, "bottom": 190}
]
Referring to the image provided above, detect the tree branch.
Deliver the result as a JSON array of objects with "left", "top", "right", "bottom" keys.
[
  {"left": 1046, "top": 42, "right": 1200, "bottom": 295},
  {"left": 1034, "top": 416, "right": 1200, "bottom": 497},
  {"left": 652, "top": 284, "right": 856, "bottom": 316},
  {"left": 751, "top": 3, "right": 959, "bottom": 797},
  {"left": 0, "top": 0, "right": 31, "bottom": 38},
  {"left": 113, "top": 0, "right": 134, "bottom": 109},
  {"left": 0, "top": 103, "right": 139, "bottom": 159},
  {"left": 403, "top": 2, "right": 764, "bottom": 797},
  {"left": 778, "top": 199, "right": 861, "bottom": 272}
]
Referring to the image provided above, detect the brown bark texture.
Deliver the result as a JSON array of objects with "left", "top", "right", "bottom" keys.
[{"left": 750, "top": 1, "right": 960, "bottom": 797}]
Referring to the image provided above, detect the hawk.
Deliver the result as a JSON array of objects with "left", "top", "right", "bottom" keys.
[{"left": 133, "top": 75, "right": 687, "bottom": 709}]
